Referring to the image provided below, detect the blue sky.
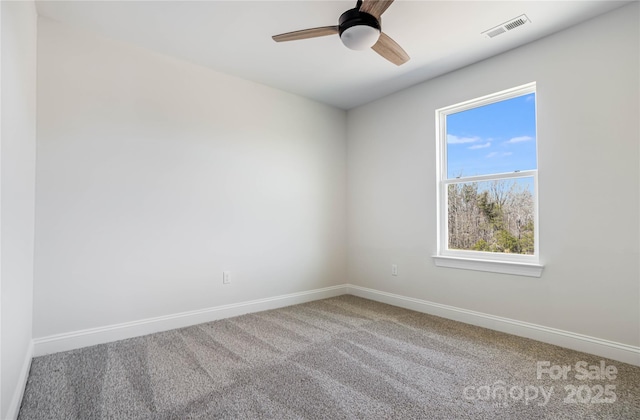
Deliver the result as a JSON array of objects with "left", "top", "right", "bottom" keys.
[{"left": 446, "top": 93, "right": 537, "bottom": 179}]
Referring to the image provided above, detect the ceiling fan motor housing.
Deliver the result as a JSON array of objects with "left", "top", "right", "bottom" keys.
[
  {"left": 338, "top": 9, "right": 381, "bottom": 50},
  {"left": 339, "top": 8, "right": 381, "bottom": 34}
]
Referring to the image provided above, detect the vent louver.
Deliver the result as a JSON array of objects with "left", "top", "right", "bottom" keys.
[
  {"left": 486, "top": 27, "right": 506, "bottom": 38},
  {"left": 482, "top": 14, "right": 530, "bottom": 39}
]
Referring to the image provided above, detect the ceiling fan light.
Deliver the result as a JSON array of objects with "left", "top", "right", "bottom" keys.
[{"left": 340, "top": 25, "right": 381, "bottom": 50}]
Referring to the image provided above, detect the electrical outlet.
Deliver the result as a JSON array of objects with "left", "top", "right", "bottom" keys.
[
  {"left": 223, "top": 271, "right": 231, "bottom": 284},
  {"left": 391, "top": 264, "right": 398, "bottom": 276}
]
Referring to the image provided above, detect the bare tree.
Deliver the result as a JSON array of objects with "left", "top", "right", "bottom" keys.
[{"left": 448, "top": 179, "right": 534, "bottom": 254}]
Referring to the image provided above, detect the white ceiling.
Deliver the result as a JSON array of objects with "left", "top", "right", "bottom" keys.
[{"left": 35, "top": 0, "right": 631, "bottom": 110}]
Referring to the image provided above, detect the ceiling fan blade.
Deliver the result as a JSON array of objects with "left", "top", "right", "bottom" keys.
[
  {"left": 372, "top": 32, "right": 410, "bottom": 65},
  {"left": 272, "top": 26, "right": 339, "bottom": 42},
  {"left": 360, "top": 0, "right": 395, "bottom": 19}
]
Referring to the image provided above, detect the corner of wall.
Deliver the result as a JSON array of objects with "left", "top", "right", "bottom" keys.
[
  {"left": 4, "top": 341, "right": 33, "bottom": 420},
  {"left": 1, "top": 0, "right": 38, "bottom": 418}
]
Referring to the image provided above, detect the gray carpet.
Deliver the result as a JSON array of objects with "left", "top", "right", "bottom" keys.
[{"left": 18, "top": 295, "right": 640, "bottom": 419}]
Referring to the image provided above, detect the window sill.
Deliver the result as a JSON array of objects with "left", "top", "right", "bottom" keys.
[{"left": 432, "top": 255, "right": 544, "bottom": 277}]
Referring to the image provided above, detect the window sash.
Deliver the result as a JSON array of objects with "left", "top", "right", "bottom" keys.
[
  {"left": 442, "top": 170, "right": 537, "bottom": 186},
  {"left": 438, "top": 172, "right": 539, "bottom": 262},
  {"left": 435, "top": 83, "right": 539, "bottom": 265}
]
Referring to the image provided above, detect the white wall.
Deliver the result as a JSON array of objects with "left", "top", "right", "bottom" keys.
[
  {"left": 1, "top": 1, "right": 37, "bottom": 418},
  {"left": 34, "top": 18, "right": 347, "bottom": 339},
  {"left": 348, "top": 3, "right": 639, "bottom": 347}
]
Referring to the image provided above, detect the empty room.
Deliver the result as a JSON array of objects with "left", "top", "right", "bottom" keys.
[{"left": 2, "top": 0, "right": 639, "bottom": 419}]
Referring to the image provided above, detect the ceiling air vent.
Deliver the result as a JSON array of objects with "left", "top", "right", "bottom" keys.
[{"left": 482, "top": 14, "right": 530, "bottom": 39}]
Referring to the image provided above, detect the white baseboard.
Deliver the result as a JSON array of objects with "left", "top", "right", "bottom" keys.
[
  {"left": 32, "top": 283, "right": 640, "bottom": 368},
  {"left": 6, "top": 340, "right": 34, "bottom": 420},
  {"left": 33, "top": 285, "right": 348, "bottom": 357},
  {"left": 347, "top": 284, "right": 640, "bottom": 367}
]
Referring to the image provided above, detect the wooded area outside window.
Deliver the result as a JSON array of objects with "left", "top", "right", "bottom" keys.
[{"left": 433, "top": 83, "right": 543, "bottom": 277}]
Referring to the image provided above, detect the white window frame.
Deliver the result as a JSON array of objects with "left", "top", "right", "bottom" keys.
[{"left": 433, "top": 82, "right": 543, "bottom": 277}]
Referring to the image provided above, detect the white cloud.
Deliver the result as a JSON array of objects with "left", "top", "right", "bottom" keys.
[
  {"left": 486, "top": 152, "right": 499, "bottom": 158},
  {"left": 504, "top": 136, "right": 533, "bottom": 144},
  {"left": 447, "top": 134, "right": 480, "bottom": 144},
  {"left": 468, "top": 142, "right": 491, "bottom": 150}
]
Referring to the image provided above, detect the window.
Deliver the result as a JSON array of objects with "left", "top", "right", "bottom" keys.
[{"left": 433, "top": 83, "right": 543, "bottom": 277}]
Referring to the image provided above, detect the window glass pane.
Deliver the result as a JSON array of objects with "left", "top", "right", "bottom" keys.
[
  {"left": 446, "top": 93, "right": 536, "bottom": 178},
  {"left": 447, "top": 177, "right": 534, "bottom": 254}
]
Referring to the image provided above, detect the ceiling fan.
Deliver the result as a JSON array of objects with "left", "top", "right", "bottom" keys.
[{"left": 272, "top": 0, "right": 410, "bottom": 66}]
